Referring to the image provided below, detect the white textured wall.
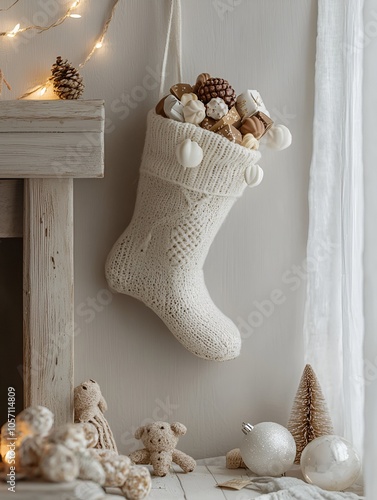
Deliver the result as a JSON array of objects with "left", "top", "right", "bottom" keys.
[{"left": 2, "top": 0, "right": 316, "bottom": 458}]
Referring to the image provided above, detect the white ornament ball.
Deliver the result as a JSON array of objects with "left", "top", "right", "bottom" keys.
[
  {"left": 300, "top": 435, "right": 361, "bottom": 491},
  {"left": 240, "top": 422, "right": 296, "bottom": 476}
]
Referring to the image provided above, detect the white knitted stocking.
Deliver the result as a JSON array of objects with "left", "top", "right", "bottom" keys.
[{"left": 106, "top": 110, "right": 261, "bottom": 361}]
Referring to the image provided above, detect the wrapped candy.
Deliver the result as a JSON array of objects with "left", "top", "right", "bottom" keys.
[
  {"left": 206, "top": 97, "right": 228, "bottom": 120},
  {"left": 170, "top": 83, "right": 194, "bottom": 100},
  {"left": 241, "top": 133, "right": 259, "bottom": 150},
  {"left": 193, "top": 72, "right": 211, "bottom": 93},
  {"left": 181, "top": 92, "right": 198, "bottom": 106},
  {"left": 236, "top": 89, "right": 269, "bottom": 121},
  {"left": 183, "top": 99, "right": 206, "bottom": 125},
  {"left": 209, "top": 106, "right": 241, "bottom": 131},
  {"left": 240, "top": 112, "right": 273, "bottom": 139},
  {"left": 215, "top": 124, "right": 242, "bottom": 144},
  {"left": 163, "top": 95, "right": 185, "bottom": 122}
]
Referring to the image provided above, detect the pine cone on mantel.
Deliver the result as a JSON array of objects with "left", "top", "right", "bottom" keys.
[{"left": 51, "top": 56, "right": 84, "bottom": 100}]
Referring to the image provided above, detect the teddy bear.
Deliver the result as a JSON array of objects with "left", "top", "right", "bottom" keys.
[
  {"left": 129, "top": 421, "right": 196, "bottom": 477},
  {"left": 74, "top": 379, "right": 118, "bottom": 453}
]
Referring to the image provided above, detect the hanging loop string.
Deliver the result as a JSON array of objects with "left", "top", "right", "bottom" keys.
[{"left": 159, "top": 0, "right": 183, "bottom": 98}]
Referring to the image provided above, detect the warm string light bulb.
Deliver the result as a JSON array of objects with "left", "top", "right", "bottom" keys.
[
  {"left": 6, "top": 23, "right": 20, "bottom": 37},
  {"left": 1, "top": 0, "right": 82, "bottom": 38},
  {"left": 17, "top": 0, "right": 122, "bottom": 99}
]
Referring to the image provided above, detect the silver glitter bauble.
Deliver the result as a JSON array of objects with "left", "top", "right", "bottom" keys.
[
  {"left": 300, "top": 435, "right": 361, "bottom": 491},
  {"left": 240, "top": 422, "right": 296, "bottom": 476}
]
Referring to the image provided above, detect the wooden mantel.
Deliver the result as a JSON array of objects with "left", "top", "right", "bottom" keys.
[{"left": 0, "top": 100, "right": 105, "bottom": 425}]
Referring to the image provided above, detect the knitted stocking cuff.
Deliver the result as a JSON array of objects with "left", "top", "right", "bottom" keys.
[{"left": 140, "top": 110, "right": 261, "bottom": 198}]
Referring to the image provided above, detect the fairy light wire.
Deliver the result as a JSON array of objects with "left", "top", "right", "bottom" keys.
[
  {"left": 79, "top": 0, "right": 120, "bottom": 68},
  {"left": 0, "top": 69, "right": 12, "bottom": 96},
  {"left": 0, "top": 0, "right": 20, "bottom": 12},
  {"left": 0, "top": 0, "right": 82, "bottom": 37},
  {"left": 17, "top": 0, "right": 122, "bottom": 99}
]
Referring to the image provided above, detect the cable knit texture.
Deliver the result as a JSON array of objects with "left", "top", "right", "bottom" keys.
[{"left": 106, "top": 110, "right": 260, "bottom": 361}]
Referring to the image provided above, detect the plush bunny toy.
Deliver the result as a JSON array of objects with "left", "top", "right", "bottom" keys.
[
  {"left": 129, "top": 421, "right": 196, "bottom": 477},
  {"left": 74, "top": 379, "right": 118, "bottom": 453}
]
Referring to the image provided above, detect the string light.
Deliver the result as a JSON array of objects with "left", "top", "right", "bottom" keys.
[
  {"left": 0, "top": 0, "right": 82, "bottom": 37},
  {"left": 18, "top": 0, "right": 121, "bottom": 99},
  {"left": 6, "top": 23, "right": 20, "bottom": 37},
  {"left": 0, "top": 69, "right": 12, "bottom": 97},
  {"left": 0, "top": 0, "right": 20, "bottom": 12}
]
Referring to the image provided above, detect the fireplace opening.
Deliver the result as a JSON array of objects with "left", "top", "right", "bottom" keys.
[{"left": 0, "top": 238, "right": 23, "bottom": 424}]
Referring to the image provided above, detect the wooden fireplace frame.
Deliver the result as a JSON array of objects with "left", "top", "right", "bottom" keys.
[{"left": 0, "top": 100, "right": 105, "bottom": 425}]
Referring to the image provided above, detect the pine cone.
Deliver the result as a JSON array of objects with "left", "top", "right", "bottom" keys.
[
  {"left": 197, "top": 77, "right": 236, "bottom": 109},
  {"left": 51, "top": 56, "right": 84, "bottom": 100}
]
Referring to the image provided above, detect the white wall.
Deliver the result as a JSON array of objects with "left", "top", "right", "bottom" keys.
[{"left": 2, "top": 0, "right": 317, "bottom": 458}]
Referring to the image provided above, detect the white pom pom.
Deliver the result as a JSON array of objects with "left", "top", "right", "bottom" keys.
[
  {"left": 244, "top": 164, "right": 264, "bottom": 187},
  {"left": 263, "top": 124, "right": 292, "bottom": 151},
  {"left": 176, "top": 139, "right": 203, "bottom": 168}
]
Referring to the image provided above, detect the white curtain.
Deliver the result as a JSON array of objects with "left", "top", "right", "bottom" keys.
[
  {"left": 362, "top": 0, "right": 377, "bottom": 496},
  {"left": 303, "top": 0, "right": 365, "bottom": 457}
]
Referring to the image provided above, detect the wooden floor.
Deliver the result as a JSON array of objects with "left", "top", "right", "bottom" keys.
[
  {"left": 0, "top": 462, "right": 261, "bottom": 499},
  {"left": 109, "top": 464, "right": 261, "bottom": 499}
]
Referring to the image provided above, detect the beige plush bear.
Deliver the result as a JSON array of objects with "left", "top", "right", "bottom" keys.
[
  {"left": 129, "top": 421, "right": 196, "bottom": 477},
  {"left": 74, "top": 379, "right": 118, "bottom": 453}
]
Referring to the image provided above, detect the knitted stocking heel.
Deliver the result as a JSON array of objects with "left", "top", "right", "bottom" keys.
[{"left": 106, "top": 110, "right": 261, "bottom": 361}]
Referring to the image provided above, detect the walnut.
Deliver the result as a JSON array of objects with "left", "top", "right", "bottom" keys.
[
  {"left": 40, "top": 444, "right": 79, "bottom": 482},
  {"left": 121, "top": 465, "right": 151, "bottom": 500}
]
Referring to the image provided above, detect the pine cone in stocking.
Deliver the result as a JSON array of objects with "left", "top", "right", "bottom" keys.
[
  {"left": 51, "top": 56, "right": 84, "bottom": 100},
  {"left": 197, "top": 77, "right": 236, "bottom": 109}
]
